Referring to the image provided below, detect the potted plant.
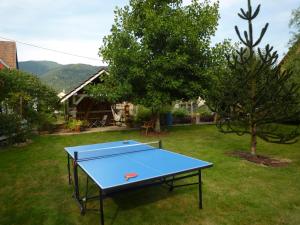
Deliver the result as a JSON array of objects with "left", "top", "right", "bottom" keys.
[{"left": 67, "top": 119, "right": 84, "bottom": 132}]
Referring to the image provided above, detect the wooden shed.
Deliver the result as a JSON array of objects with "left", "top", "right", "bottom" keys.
[{"left": 59, "top": 68, "right": 114, "bottom": 125}]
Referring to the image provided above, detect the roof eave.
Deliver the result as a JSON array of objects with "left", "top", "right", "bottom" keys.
[{"left": 60, "top": 69, "right": 109, "bottom": 103}]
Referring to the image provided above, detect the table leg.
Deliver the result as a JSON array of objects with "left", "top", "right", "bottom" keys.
[
  {"left": 99, "top": 189, "right": 104, "bottom": 225},
  {"left": 198, "top": 170, "right": 202, "bottom": 209},
  {"left": 67, "top": 154, "right": 71, "bottom": 185},
  {"left": 169, "top": 176, "right": 175, "bottom": 192},
  {"left": 83, "top": 175, "right": 89, "bottom": 213}
]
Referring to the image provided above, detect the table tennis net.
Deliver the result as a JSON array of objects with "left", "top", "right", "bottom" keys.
[{"left": 76, "top": 141, "right": 160, "bottom": 162}]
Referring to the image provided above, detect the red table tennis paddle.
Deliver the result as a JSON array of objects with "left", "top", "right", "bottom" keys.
[{"left": 125, "top": 172, "right": 138, "bottom": 181}]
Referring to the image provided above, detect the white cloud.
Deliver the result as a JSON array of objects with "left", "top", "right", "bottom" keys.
[{"left": 1, "top": 0, "right": 298, "bottom": 65}]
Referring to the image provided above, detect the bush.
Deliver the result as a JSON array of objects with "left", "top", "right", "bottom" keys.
[
  {"left": 36, "top": 113, "right": 57, "bottom": 132},
  {"left": 196, "top": 105, "right": 214, "bottom": 122},
  {"left": 133, "top": 106, "right": 152, "bottom": 125},
  {"left": 66, "top": 119, "right": 88, "bottom": 131},
  {"left": 197, "top": 105, "right": 212, "bottom": 117},
  {"left": 0, "top": 114, "right": 30, "bottom": 144},
  {"left": 0, "top": 68, "right": 59, "bottom": 143},
  {"left": 172, "top": 108, "right": 189, "bottom": 118},
  {"left": 67, "top": 119, "right": 82, "bottom": 131}
]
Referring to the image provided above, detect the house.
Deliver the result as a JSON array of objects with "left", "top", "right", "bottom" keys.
[
  {"left": 59, "top": 68, "right": 134, "bottom": 126},
  {"left": 0, "top": 41, "right": 18, "bottom": 69}
]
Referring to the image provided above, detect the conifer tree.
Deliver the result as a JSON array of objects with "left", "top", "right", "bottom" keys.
[{"left": 207, "top": 0, "right": 300, "bottom": 155}]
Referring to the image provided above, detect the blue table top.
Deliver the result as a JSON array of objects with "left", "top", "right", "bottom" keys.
[{"left": 65, "top": 140, "right": 213, "bottom": 190}]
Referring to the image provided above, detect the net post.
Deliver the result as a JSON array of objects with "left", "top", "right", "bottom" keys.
[
  {"left": 158, "top": 140, "right": 162, "bottom": 149},
  {"left": 74, "top": 151, "right": 78, "bottom": 161}
]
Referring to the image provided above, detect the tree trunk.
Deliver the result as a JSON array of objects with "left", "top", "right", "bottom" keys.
[
  {"left": 154, "top": 112, "right": 161, "bottom": 133},
  {"left": 250, "top": 124, "right": 257, "bottom": 156}
]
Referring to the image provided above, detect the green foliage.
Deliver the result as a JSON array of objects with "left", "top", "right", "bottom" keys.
[
  {"left": 0, "top": 114, "right": 30, "bottom": 144},
  {"left": 37, "top": 113, "right": 57, "bottom": 132},
  {"left": 0, "top": 68, "right": 59, "bottom": 142},
  {"left": 133, "top": 105, "right": 152, "bottom": 125},
  {"left": 85, "top": 72, "right": 131, "bottom": 103},
  {"left": 172, "top": 108, "right": 189, "bottom": 118},
  {"left": 66, "top": 119, "right": 88, "bottom": 131},
  {"left": 282, "top": 39, "right": 300, "bottom": 96},
  {"left": 206, "top": 0, "right": 300, "bottom": 154},
  {"left": 96, "top": 0, "right": 226, "bottom": 112},
  {"left": 285, "top": 5, "right": 300, "bottom": 93},
  {"left": 197, "top": 105, "right": 212, "bottom": 117},
  {"left": 289, "top": 5, "right": 300, "bottom": 45}
]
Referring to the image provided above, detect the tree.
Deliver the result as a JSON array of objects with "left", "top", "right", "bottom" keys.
[
  {"left": 289, "top": 5, "right": 300, "bottom": 45},
  {"left": 206, "top": 0, "right": 300, "bottom": 155},
  {"left": 0, "top": 68, "right": 59, "bottom": 142},
  {"left": 283, "top": 5, "right": 300, "bottom": 96},
  {"left": 92, "top": 0, "right": 225, "bottom": 132},
  {"left": 282, "top": 39, "right": 300, "bottom": 97}
]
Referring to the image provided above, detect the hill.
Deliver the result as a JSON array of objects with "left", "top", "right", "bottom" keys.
[
  {"left": 19, "top": 61, "right": 61, "bottom": 76},
  {"left": 40, "top": 64, "right": 100, "bottom": 92},
  {"left": 19, "top": 61, "right": 104, "bottom": 93}
]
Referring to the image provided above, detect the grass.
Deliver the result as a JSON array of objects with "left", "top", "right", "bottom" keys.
[{"left": 0, "top": 125, "right": 299, "bottom": 225}]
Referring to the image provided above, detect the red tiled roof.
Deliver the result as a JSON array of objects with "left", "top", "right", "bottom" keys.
[{"left": 0, "top": 41, "right": 18, "bottom": 69}]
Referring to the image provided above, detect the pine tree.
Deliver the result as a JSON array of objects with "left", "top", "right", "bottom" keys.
[{"left": 207, "top": 0, "right": 300, "bottom": 155}]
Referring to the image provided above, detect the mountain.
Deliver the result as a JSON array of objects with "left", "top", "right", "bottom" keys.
[
  {"left": 19, "top": 61, "right": 61, "bottom": 76},
  {"left": 19, "top": 61, "right": 104, "bottom": 93},
  {"left": 40, "top": 64, "right": 100, "bottom": 93}
]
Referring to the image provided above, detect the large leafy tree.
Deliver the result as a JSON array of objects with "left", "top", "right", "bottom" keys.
[
  {"left": 283, "top": 5, "right": 300, "bottom": 95},
  {"left": 91, "top": 0, "right": 224, "bottom": 131},
  {"left": 206, "top": 0, "right": 300, "bottom": 155},
  {"left": 289, "top": 5, "right": 300, "bottom": 45},
  {"left": 282, "top": 39, "right": 300, "bottom": 95}
]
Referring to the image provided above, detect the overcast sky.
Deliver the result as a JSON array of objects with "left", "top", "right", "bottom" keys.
[{"left": 0, "top": 0, "right": 298, "bottom": 66}]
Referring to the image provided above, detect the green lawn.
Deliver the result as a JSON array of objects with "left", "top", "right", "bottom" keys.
[{"left": 0, "top": 125, "right": 299, "bottom": 225}]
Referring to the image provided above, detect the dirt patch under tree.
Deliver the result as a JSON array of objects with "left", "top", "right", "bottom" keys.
[{"left": 227, "top": 151, "right": 291, "bottom": 167}]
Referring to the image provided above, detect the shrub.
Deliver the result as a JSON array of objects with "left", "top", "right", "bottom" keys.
[
  {"left": 66, "top": 119, "right": 84, "bottom": 131},
  {"left": 172, "top": 108, "right": 189, "bottom": 118},
  {"left": 133, "top": 106, "right": 152, "bottom": 125},
  {"left": 197, "top": 105, "right": 212, "bottom": 117},
  {"left": 0, "top": 114, "right": 30, "bottom": 144},
  {"left": 0, "top": 68, "right": 59, "bottom": 143},
  {"left": 36, "top": 113, "right": 57, "bottom": 132}
]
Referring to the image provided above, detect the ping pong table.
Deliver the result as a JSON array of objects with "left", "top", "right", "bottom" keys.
[{"left": 65, "top": 140, "right": 213, "bottom": 225}]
